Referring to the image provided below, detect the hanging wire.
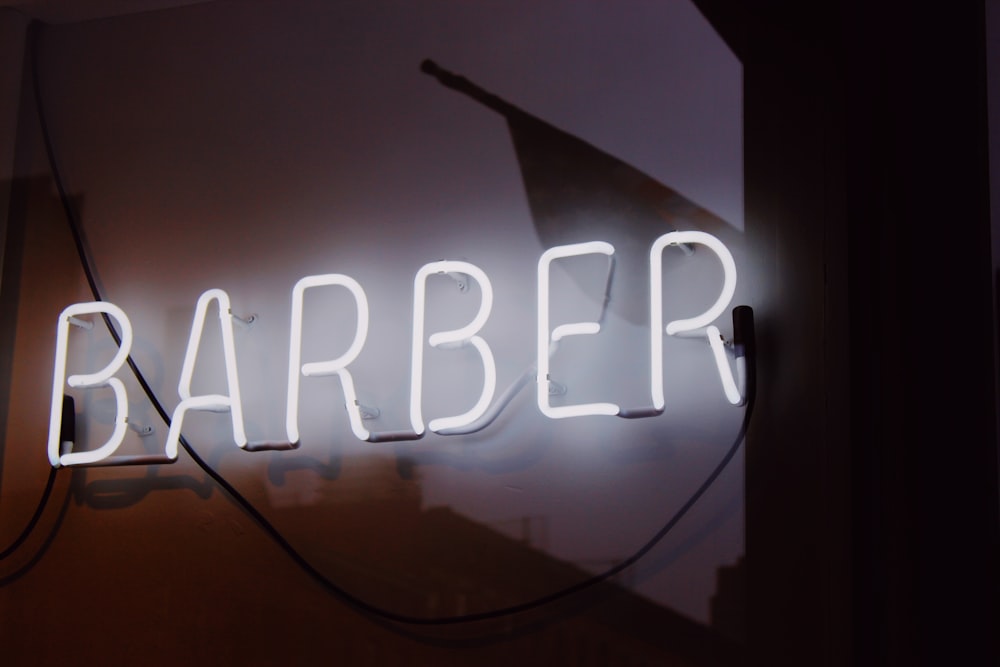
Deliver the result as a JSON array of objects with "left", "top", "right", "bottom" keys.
[{"left": 0, "top": 467, "right": 57, "bottom": 560}]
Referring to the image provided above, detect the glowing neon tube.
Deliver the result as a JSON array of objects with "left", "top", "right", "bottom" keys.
[
  {"left": 650, "top": 231, "right": 739, "bottom": 409},
  {"left": 537, "top": 241, "right": 620, "bottom": 419},
  {"left": 410, "top": 260, "right": 496, "bottom": 435},
  {"left": 47, "top": 302, "right": 133, "bottom": 467},
  {"left": 166, "top": 289, "right": 247, "bottom": 460},
  {"left": 286, "top": 274, "right": 371, "bottom": 443}
]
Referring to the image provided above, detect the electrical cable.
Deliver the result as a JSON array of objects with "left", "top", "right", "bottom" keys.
[
  {"left": 0, "top": 395, "right": 71, "bottom": 563},
  {"left": 0, "top": 467, "right": 57, "bottom": 560},
  {"left": 27, "top": 20, "right": 755, "bottom": 625}
]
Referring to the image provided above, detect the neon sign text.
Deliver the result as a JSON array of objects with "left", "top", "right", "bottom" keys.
[{"left": 47, "top": 231, "right": 742, "bottom": 468}]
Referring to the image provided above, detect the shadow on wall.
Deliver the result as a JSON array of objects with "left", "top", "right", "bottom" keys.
[{"left": 421, "top": 60, "right": 742, "bottom": 326}]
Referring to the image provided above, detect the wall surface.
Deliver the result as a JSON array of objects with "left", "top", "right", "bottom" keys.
[
  {"left": 0, "top": 9, "right": 27, "bottom": 266},
  {"left": 0, "top": 1, "right": 748, "bottom": 664}
]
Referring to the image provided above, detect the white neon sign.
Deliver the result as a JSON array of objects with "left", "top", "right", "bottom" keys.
[
  {"left": 410, "top": 261, "right": 496, "bottom": 435},
  {"left": 47, "top": 232, "right": 746, "bottom": 467},
  {"left": 650, "top": 231, "right": 740, "bottom": 407},
  {"left": 287, "top": 274, "right": 371, "bottom": 443},
  {"left": 165, "top": 289, "right": 247, "bottom": 460},
  {"left": 48, "top": 302, "right": 133, "bottom": 467},
  {"left": 537, "top": 241, "right": 619, "bottom": 419}
]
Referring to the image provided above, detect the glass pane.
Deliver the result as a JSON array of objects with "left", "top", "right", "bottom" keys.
[{"left": 0, "top": 1, "right": 746, "bottom": 662}]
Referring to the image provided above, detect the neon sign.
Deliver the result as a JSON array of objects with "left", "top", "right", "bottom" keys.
[{"left": 47, "top": 231, "right": 744, "bottom": 468}]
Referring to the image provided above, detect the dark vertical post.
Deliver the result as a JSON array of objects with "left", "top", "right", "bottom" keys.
[
  {"left": 845, "top": 3, "right": 1000, "bottom": 664},
  {"left": 0, "top": 9, "right": 31, "bottom": 504},
  {"left": 695, "top": 1, "right": 999, "bottom": 664}
]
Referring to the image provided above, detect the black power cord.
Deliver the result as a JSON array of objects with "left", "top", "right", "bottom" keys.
[
  {"left": 0, "top": 467, "right": 56, "bottom": 560},
  {"left": 25, "top": 20, "right": 756, "bottom": 625}
]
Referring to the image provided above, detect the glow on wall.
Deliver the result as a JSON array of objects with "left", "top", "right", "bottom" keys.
[{"left": 2, "top": 0, "right": 744, "bottom": 631}]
